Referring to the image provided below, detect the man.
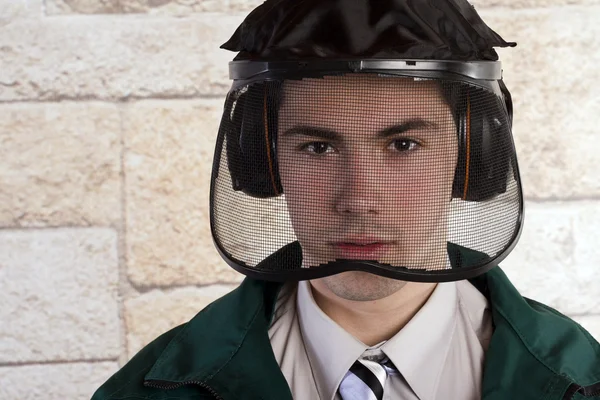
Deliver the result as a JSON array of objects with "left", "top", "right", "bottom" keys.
[
  {"left": 92, "top": 0, "right": 600, "bottom": 399},
  {"left": 269, "top": 74, "right": 490, "bottom": 399}
]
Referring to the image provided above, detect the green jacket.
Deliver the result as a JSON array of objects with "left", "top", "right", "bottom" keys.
[{"left": 92, "top": 245, "right": 600, "bottom": 400}]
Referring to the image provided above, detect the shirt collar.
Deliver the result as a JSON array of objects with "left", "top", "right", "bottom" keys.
[
  {"left": 296, "top": 280, "right": 368, "bottom": 400},
  {"left": 381, "top": 281, "right": 458, "bottom": 400},
  {"left": 296, "top": 279, "right": 457, "bottom": 400}
]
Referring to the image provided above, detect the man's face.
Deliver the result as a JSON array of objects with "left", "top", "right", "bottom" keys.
[{"left": 277, "top": 74, "right": 458, "bottom": 299}]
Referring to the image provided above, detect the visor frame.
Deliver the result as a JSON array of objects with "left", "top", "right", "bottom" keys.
[{"left": 211, "top": 59, "right": 524, "bottom": 283}]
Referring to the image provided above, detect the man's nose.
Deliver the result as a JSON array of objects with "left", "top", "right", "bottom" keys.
[{"left": 334, "top": 153, "right": 382, "bottom": 215}]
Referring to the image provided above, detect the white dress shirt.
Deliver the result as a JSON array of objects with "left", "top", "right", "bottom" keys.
[{"left": 268, "top": 279, "right": 493, "bottom": 400}]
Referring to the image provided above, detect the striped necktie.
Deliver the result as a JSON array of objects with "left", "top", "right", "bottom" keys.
[{"left": 338, "top": 356, "right": 395, "bottom": 400}]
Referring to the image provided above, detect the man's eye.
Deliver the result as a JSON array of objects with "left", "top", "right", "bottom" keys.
[
  {"left": 388, "top": 139, "right": 420, "bottom": 152},
  {"left": 300, "top": 142, "right": 335, "bottom": 155}
]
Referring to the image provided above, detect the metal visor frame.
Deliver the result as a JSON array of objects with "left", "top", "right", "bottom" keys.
[
  {"left": 227, "top": 59, "right": 510, "bottom": 111},
  {"left": 229, "top": 59, "right": 503, "bottom": 79},
  {"left": 210, "top": 58, "right": 524, "bottom": 283},
  {"left": 229, "top": 58, "right": 502, "bottom": 82}
]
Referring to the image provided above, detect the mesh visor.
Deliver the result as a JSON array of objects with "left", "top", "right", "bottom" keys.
[{"left": 211, "top": 73, "right": 523, "bottom": 282}]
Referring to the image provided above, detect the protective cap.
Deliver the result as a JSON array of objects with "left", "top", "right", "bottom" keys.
[{"left": 221, "top": 0, "right": 516, "bottom": 61}]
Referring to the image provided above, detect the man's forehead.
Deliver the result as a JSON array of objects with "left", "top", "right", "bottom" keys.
[
  {"left": 281, "top": 74, "right": 441, "bottom": 98},
  {"left": 278, "top": 74, "right": 450, "bottom": 121}
]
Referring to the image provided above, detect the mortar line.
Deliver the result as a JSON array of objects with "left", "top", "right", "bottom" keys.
[
  {"left": 568, "top": 313, "right": 600, "bottom": 318},
  {"left": 116, "top": 103, "right": 130, "bottom": 367},
  {"left": 0, "top": 94, "right": 227, "bottom": 105},
  {"left": 41, "top": 10, "right": 242, "bottom": 20},
  {"left": 32, "top": 4, "right": 600, "bottom": 21},
  {"left": 0, "top": 358, "right": 118, "bottom": 368},
  {"left": 128, "top": 280, "right": 243, "bottom": 294}
]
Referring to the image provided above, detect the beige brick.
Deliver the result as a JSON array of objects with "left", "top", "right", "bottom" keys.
[
  {"left": 231, "top": 0, "right": 600, "bottom": 10},
  {"left": 0, "top": 361, "right": 118, "bottom": 400},
  {"left": 44, "top": 0, "right": 600, "bottom": 15},
  {"left": 0, "top": 103, "right": 121, "bottom": 228},
  {"left": 0, "top": 0, "right": 43, "bottom": 22},
  {"left": 500, "top": 202, "right": 600, "bottom": 315},
  {"left": 46, "top": 0, "right": 123, "bottom": 14},
  {"left": 574, "top": 203, "right": 600, "bottom": 270},
  {"left": 472, "top": 0, "right": 600, "bottom": 7},
  {"left": 228, "top": 0, "right": 266, "bottom": 11},
  {"left": 478, "top": 7, "right": 600, "bottom": 199},
  {"left": 125, "top": 284, "right": 238, "bottom": 358},
  {"left": 46, "top": 0, "right": 225, "bottom": 15},
  {"left": 571, "top": 315, "right": 600, "bottom": 342},
  {"left": 124, "top": 99, "right": 242, "bottom": 286},
  {"left": 0, "top": 228, "right": 120, "bottom": 363},
  {"left": 0, "top": 15, "right": 244, "bottom": 101}
]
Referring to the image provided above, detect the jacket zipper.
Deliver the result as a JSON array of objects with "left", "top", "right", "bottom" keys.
[
  {"left": 563, "top": 382, "right": 600, "bottom": 399},
  {"left": 144, "top": 379, "right": 223, "bottom": 400}
]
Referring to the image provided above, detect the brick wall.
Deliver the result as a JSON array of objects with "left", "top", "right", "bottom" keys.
[{"left": 1, "top": 0, "right": 599, "bottom": 398}]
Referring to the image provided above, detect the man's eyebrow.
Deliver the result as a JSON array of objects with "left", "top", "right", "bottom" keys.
[
  {"left": 377, "top": 119, "right": 437, "bottom": 137},
  {"left": 281, "top": 118, "right": 437, "bottom": 140}
]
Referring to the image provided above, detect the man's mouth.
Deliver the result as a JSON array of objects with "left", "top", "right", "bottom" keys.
[
  {"left": 336, "top": 242, "right": 382, "bottom": 248},
  {"left": 331, "top": 241, "right": 393, "bottom": 259}
]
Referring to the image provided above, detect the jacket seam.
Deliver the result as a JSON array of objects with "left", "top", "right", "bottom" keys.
[
  {"left": 107, "top": 397, "right": 150, "bottom": 400},
  {"left": 541, "top": 375, "right": 556, "bottom": 400},
  {"left": 132, "top": 299, "right": 260, "bottom": 399},
  {"left": 103, "top": 359, "right": 160, "bottom": 400},
  {"left": 206, "top": 299, "right": 264, "bottom": 381},
  {"left": 191, "top": 297, "right": 267, "bottom": 400},
  {"left": 494, "top": 300, "right": 600, "bottom": 387},
  {"left": 148, "top": 295, "right": 256, "bottom": 381},
  {"left": 109, "top": 396, "right": 213, "bottom": 400},
  {"left": 526, "top": 298, "right": 600, "bottom": 384},
  {"left": 540, "top": 374, "right": 568, "bottom": 400},
  {"left": 149, "top": 320, "right": 201, "bottom": 376},
  {"left": 531, "top": 299, "right": 600, "bottom": 362}
]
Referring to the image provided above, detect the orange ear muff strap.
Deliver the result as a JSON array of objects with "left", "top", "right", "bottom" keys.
[
  {"left": 462, "top": 94, "right": 471, "bottom": 200},
  {"left": 264, "top": 88, "right": 280, "bottom": 196}
]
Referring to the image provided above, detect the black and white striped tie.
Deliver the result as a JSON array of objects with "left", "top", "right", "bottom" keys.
[{"left": 338, "top": 357, "right": 394, "bottom": 400}]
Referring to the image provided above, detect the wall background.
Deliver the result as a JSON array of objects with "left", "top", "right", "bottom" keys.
[{"left": 1, "top": 0, "right": 599, "bottom": 398}]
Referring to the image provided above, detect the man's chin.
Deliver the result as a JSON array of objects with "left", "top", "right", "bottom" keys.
[{"left": 315, "top": 270, "right": 408, "bottom": 302}]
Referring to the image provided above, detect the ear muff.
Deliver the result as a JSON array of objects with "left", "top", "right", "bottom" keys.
[
  {"left": 225, "top": 83, "right": 283, "bottom": 198},
  {"left": 226, "top": 80, "right": 515, "bottom": 202},
  {"left": 451, "top": 85, "right": 515, "bottom": 201}
]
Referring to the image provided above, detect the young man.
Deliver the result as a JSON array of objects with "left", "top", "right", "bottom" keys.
[
  {"left": 268, "top": 74, "right": 490, "bottom": 399},
  {"left": 92, "top": 0, "right": 600, "bottom": 399}
]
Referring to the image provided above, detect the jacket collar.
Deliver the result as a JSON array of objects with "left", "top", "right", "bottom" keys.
[
  {"left": 145, "top": 243, "right": 600, "bottom": 400},
  {"left": 145, "top": 277, "right": 292, "bottom": 400},
  {"left": 471, "top": 267, "right": 600, "bottom": 398}
]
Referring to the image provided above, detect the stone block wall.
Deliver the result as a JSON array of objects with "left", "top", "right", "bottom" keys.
[{"left": 1, "top": 0, "right": 599, "bottom": 398}]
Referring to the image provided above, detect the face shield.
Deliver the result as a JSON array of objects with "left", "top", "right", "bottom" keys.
[{"left": 210, "top": 59, "right": 523, "bottom": 283}]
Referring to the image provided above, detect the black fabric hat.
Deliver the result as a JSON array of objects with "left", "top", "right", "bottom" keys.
[{"left": 221, "top": 0, "right": 516, "bottom": 61}]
